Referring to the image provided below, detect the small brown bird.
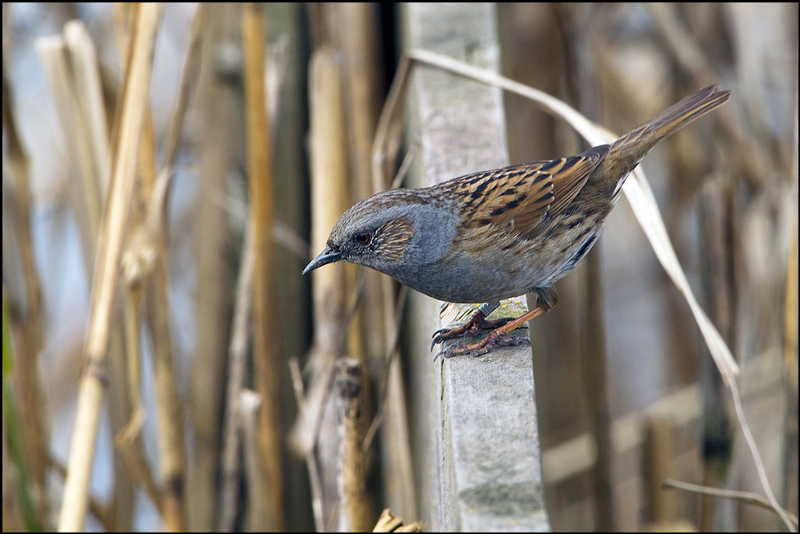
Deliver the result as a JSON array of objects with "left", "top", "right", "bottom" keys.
[{"left": 303, "top": 85, "right": 730, "bottom": 357}]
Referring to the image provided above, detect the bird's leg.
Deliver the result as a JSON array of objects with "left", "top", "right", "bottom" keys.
[
  {"left": 431, "top": 302, "right": 507, "bottom": 349},
  {"left": 439, "top": 287, "right": 558, "bottom": 358},
  {"left": 442, "top": 305, "right": 545, "bottom": 357}
]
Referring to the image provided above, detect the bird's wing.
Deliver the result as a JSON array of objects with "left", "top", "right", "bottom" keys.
[
  {"left": 445, "top": 144, "right": 609, "bottom": 236},
  {"left": 547, "top": 145, "right": 609, "bottom": 216}
]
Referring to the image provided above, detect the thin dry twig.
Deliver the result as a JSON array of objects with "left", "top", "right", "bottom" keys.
[
  {"left": 728, "top": 379, "right": 796, "bottom": 530},
  {"left": 663, "top": 479, "right": 799, "bottom": 528}
]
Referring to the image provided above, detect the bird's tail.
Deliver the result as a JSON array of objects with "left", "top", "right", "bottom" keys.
[{"left": 608, "top": 84, "right": 730, "bottom": 172}]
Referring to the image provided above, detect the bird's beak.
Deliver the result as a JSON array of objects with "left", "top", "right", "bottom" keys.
[{"left": 302, "top": 246, "right": 343, "bottom": 275}]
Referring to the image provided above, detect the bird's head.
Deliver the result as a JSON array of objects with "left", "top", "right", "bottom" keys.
[{"left": 302, "top": 188, "right": 456, "bottom": 277}]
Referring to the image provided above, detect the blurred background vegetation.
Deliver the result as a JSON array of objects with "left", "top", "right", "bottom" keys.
[{"left": 2, "top": 3, "right": 797, "bottom": 531}]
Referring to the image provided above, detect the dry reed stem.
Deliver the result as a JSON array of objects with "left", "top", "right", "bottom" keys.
[
  {"left": 48, "top": 456, "right": 115, "bottom": 531},
  {"left": 136, "top": 158, "right": 188, "bottom": 531},
  {"left": 333, "top": 5, "right": 416, "bottom": 519},
  {"left": 335, "top": 359, "right": 371, "bottom": 532},
  {"left": 114, "top": 423, "right": 163, "bottom": 517},
  {"left": 783, "top": 85, "right": 799, "bottom": 518},
  {"left": 362, "top": 284, "right": 408, "bottom": 452},
  {"left": 188, "top": 5, "right": 238, "bottom": 528},
  {"left": 136, "top": 7, "right": 209, "bottom": 531},
  {"left": 36, "top": 36, "right": 101, "bottom": 266},
  {"left": 114, "top": 7, "right": 182, "bottom": 528},
  {"left": 218, "top": 220, "right": 255, "bottom": 531},
  {"left": 696, "top": 176, "right": 736, "bottom": 528},
  {"left": 242, "top": 3, "right": 284, "bottom": 530},
  {"left": 146, "top": 268, "right": 187, "bottom": 532},
  {"left": 365, "top": 285, "right": 417, "bottom": 521},
  {"left": 145, "top": 1, "right": 207, "bottom": 249},
  {"left": 238, "top": 389, "right": 266, "bottom": 533},
  {"left": 334, "top": 2, "right": 385, "bottom": 363},
  {"left": 218, "top": 20, "right": 292, "bottom": 530},
  {"left": 572, "top": 36, "right": 616, "bottom": 529},
  {"left": 57, "top": 4, "right": 163, "bottom": 531},
  {"left": 63, "top": 21, "right": 111, "bottom": 194},
  {"left": 306, "top": 45, "right": 356, "bottom": 527},
  {"left": 163, "top": 4, "right": 206, "bottom": 172},
  {"left": 2, "top": 52, "right": 47, "bottom": 519},
  {"left": 289, "top": 357, "right": 326, "bottom": 532},
  {"left": 645, "top": 417, "right": 677, "bottom": 523},
  {"left": 582, "top": 250, "right": 615, "bottom": 530}
]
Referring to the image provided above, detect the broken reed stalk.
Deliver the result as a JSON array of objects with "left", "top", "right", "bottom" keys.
[
  {"left": 645, "top": 416, "right": 677, "bottom": 523},
  {"left": 372, "top": 508, "right": 423, "bottom": 533},
  {"left": 36, "top": 35, "right": 101, "bottom": 269},
  {"left": 242, "top": 3, "right": 284, "bottom": 530},
  {"left": 2, "top": 52, "right": 47, "bottom": 520},
  {"left": 63, "top": 20, "right": 111, "bottom": 193},
  {"left": 57, "top": 4, "right": 163, "bottom": 531},
  {"left": 335, "top": 359, "right": 371, "bottom": 532},
  {"left": 237, "top": 389, "right": 266, "bottom": 533}
]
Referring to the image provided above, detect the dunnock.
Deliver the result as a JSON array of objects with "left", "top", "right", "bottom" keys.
[{"left": 303, "top": 85, "right": 730, "bottom": 356}]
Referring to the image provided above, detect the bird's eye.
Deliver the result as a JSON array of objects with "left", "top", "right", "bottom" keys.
[{"left": 355, "top": 231, "right": 372, "bottom": 245}]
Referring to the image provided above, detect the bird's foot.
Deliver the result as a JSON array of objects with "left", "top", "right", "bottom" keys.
[
  {"left": 430, "top": 309, "right": 511, "bottom": 351},
  {"left": 433, "top": 303, "right": 550, "bottom": 360},
  {"left": 435, "top": 328, "right": 528, "bottom": 360}
]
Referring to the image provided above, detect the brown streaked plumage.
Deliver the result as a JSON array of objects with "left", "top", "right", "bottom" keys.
[{"left": 304, "top": 85, "right": 731, "bottom": 357}]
